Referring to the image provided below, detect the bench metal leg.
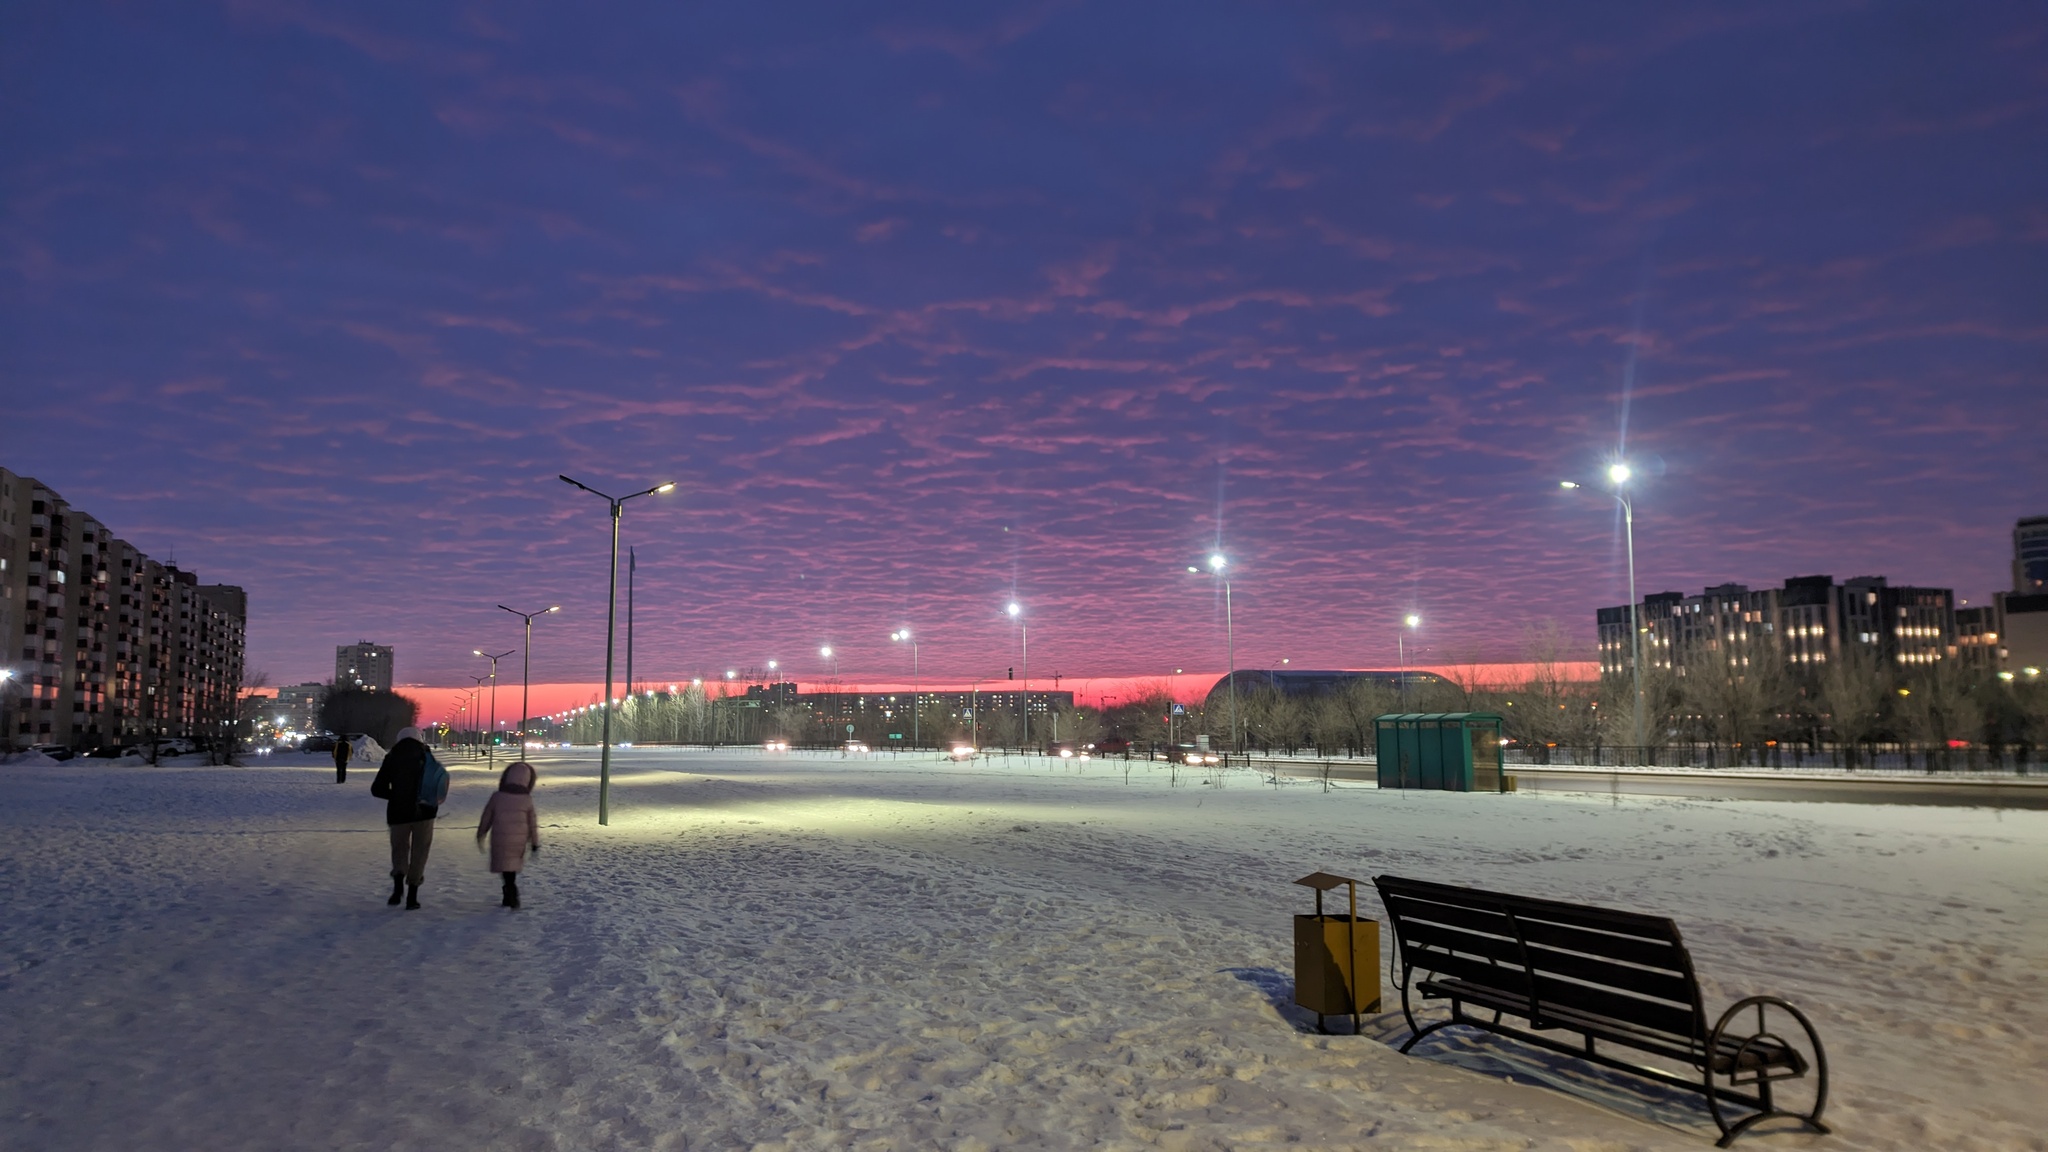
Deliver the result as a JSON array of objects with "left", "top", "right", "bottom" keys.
[{"left": 1706, "top": 996, "right": 1830, "bottom": 1146}]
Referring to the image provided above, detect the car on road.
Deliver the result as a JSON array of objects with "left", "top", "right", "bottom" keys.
[
  {"left": 1047, "top": 741, "right": 1088, "bottom": 759},
  {"left": 1167, "top": 744, "right": 1219, "bottom": 766},
  {"left": 1094, "top": 735, "right": 1132, "bottom": 756},
  {"left": 300, "top": 735, "right": 336, "bottom": 753},
  {"left": 763, "top": 739, "right": 790, "bottom": 752},
  {"left": 947, "top": 744, "right": 978, "bottom": 761},
  {"left": 82, "top": 746, "right": 128, "bottom": 759},
  {"left": 843, "top": 740, "right": 869, "bottom": 754}
]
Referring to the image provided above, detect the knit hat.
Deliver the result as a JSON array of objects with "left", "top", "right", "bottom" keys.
[{"left": 395, "top": 726, "right": 422, "bottom": 744}]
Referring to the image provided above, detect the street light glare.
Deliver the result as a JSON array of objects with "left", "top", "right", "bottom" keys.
[
  {"left": 655, "top": 482, "right": 677, "bottom": 493},
  {"left": 1209, "top": 554, "right": 1226, "bottom": 571},
  {"left": 1007, "top": 602, "right": 1021, "bottom": 617},
  {"left": 1559, "top": 480, "right": 1579, "bottom": 489},
  {"left": 547, "top": 605, "right": 561, "bottom": 613},
  {"left": 472, "top": 649, "right": 483, "bottom": 656},
  {"left": 1405, "top": 614, "right": 1421, "bottom": 628},
  {"left": 1608, "top": 463, "right": 1632, "bottom": 485}
]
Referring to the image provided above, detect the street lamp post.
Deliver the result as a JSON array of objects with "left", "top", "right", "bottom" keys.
[
  {"left": 891, "top": 630, "right": 919, "bottom": 748},
  {"left": 560, "top": 474, "right": 676, "bottom": 826},
  {"left": 498, "top": 604, "right": 560, "bottom": 754},
  {"left": 1188, "top": 557, "right": 1238, "bottom": 752},
  {"left": 467, "top": 675, "right": 488, "bottom": 758},
  {"left": 1006, "top": 603, "right": 1028, "bottom": 748},
  {"left": 1562, "top": 463, "right": 1644, "bottom": 754},
  {"left": 1399, "top": 614, "right": 1420, "bottom": 710},
  {"left": 474, "top": 649, "right": 515, "bottom": 774}
]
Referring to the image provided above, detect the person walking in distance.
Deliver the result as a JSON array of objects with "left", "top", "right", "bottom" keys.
[
  {"left": 476, "top": 761, "right": 541, "bottom": 909},
  {"left": 332, "top": 735, "right": 352, "bottom": 784},
  {"left": 369, "top": 727, "right": 449, "bottom": 910}
]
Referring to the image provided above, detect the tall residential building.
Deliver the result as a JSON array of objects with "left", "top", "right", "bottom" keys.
[
  {"left": 2014, "top": 516, "right": 2048, "bottom": 595},
  {"left": 1, "top": 467, "right": 246, "bottom": 750},
  {"left": 1598, "top": 575, "right": 1954, "bottom": 678},
  {"left": 335, "top": 642, "right": 393, "bottom": 692}
]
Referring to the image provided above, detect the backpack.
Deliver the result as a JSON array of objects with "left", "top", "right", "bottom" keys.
[{"left": 417, "top": 748, "right": 450, "bottom": 808}]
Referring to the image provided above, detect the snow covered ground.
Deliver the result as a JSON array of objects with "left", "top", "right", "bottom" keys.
[{"left": 1, "top": 748, "right": 2042, "bottom": 1151}]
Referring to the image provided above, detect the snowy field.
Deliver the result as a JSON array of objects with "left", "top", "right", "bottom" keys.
[{"left": 1, "top": 748, "right": 2043, "bottom": 1151}]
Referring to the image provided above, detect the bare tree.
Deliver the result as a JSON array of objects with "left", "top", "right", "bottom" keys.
[
  {"left": 1817, "top": 646, "right": 1889, "bottom": 770},
  {"left": 1895, "top": 658, "right": 1983, "bottom": 772}
]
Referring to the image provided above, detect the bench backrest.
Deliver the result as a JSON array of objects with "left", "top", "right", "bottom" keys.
[{"left": 1374, "top": 875, "right": 1707, "bottom": 1046}]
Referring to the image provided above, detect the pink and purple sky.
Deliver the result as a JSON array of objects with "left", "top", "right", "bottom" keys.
[{"left": 3, "top": 3, "right": 2044, "bottom": 702}]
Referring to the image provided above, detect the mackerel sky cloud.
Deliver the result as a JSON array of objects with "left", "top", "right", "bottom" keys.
[{"left": 3, "top": 2, "right": 2044, "bottom": 696}]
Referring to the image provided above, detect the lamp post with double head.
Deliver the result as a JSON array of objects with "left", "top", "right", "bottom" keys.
[
  {"left": 498, "top": 604, "right": 560, "bottom": 754},
  {"left": 474, "top": 649, "right": 515, "bottom": 773},
  {"left": 1562, "top": 462, "right": 1644, "bottom": 753},
  {"left": 891, "top": 629, "right": 919, "bottom": 747},
  {"left": 559, "top": 475, "right": 676, "bottom": 826}
]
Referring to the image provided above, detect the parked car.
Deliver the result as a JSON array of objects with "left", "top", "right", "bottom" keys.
[
  {"left": 300, "top": 735, "right": 337, "bottom": 753},
  {"left": 154, "top": 738, "right": 197, "bottom": 757},
  {"left": 29, "top": 743, "right": 76, "bottom": 762},
  {"left": 82, "top": 746, "right": 127, "bottom": 759}
]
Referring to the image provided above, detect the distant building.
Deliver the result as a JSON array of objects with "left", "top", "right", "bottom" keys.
[
  {"left": 2015, "top": 516, "right": 2048, "bottom": 595},
  {"left": 0, "top": 466, "right": 246, "bottom": 749},
  {"left": 274, "top": 682, "right": 327, "bottom": 731},
  {"left": 1954, "top": 605, "right": 2006, "bottom": 673},
  {"left": 1997, "top": 594, "right": 2048, "bottom": 677},
  {"left": 335, "top": 642, "right": 393, "bottom": 692},
  {"left": 1599, "top": 575, "right": 1954, "bottom": 677},
  {"left": 1211, "top": 669, "right": 1448, "bottom": 699}
]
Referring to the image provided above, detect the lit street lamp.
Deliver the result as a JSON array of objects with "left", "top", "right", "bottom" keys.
[
  {"left": 498, "top": 604, "right": 560, "bottom": 754},
  {"left": 1007, "top": 602, "right": 1029, "bottom": 747},
  {"left": 474, "top": 648, "right": 515, "bottom": 773},
  {"left": 1562, "top": 462, "right": 1644, "bottom": 752},
  {"left": 560, "top": 474, "right": 676, "bottom": 826},
  {"left": 891, "top": 629, "right": 919, "bottom": 747},
  {"left": 1399, "top": 614, "right": 1420, "bottom": 709},
  {"left": 1187, "top": 555, "right": 1238, "bottom": 752}
]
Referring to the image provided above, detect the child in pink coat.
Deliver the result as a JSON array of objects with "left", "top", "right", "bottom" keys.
[{"left": 476, "top": 761, "right": 540, "bottom": 908}]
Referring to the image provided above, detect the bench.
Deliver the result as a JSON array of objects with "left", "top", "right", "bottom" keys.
[{"left": 1374, "top": 875, "right": 1828, "bottom": 1146}]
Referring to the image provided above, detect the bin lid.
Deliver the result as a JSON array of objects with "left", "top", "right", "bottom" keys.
[{"left": 1293, "top": 871, "right": 1356, "bottom": 891}]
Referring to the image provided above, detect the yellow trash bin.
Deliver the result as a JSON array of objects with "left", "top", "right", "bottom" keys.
[{"left": 1293, "top": 872, "right": 1381, "bottom": 1033}]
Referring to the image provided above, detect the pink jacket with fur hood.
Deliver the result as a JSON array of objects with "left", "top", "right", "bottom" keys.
[{"left": 477, "top": 762, "right": 540, "bottom": 873}]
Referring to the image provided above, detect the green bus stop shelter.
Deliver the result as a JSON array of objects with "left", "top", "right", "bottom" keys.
[{"left": 1374, "top": 713, "right": 1508, "bottom": 792}]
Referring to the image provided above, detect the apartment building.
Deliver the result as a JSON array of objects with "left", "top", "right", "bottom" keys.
[
  {"left": 335, "top": 641, "right": 393, "bottom": 692},
  {"left": 1598, "top": 574, "right": 1954, "bottom": 678},
  {"left": 0, "top": 467, "right": 246, "bottom": 750}
]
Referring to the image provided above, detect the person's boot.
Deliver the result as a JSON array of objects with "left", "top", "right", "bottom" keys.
[
  {"left": 405, "top": 883, "right": 421, "bottom": 910},
  {"left": 505, "top": 875, "right": 521, "bottom": 910},
  {"left": 387, "top": 874, "right": 404, "bottom": 906}
]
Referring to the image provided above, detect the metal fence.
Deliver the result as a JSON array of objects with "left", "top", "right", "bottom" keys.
[{"left": 1498, "top": 743, "right": 2043, "bottom": 776}]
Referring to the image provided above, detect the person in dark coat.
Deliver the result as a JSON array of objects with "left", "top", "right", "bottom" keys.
[
  {"left": 332, "top": 736, "right": 351, "bottom": 783},
  {"left": 369, "top": 727, "right": 442, "bottom": 909}
]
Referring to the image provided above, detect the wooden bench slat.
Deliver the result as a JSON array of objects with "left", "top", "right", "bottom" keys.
[
  {"left": 1399, "top": 918, "right": 1527, "bottom": 966},
  {"left": 1513, "top": 917, "right": 1692, "bottom": 973},
  {"left": 1531, "top": 975, "right": 1701, "bottom": 1039},
  {"left": 1408, "top": 946, "right": 1529, "bottom": 995},
  {"left": 1522, "top": 942, "right": 1699, "bottom": 1005},
  {"left": 1380, "top": 891, "right": 1521, "bottom": 939}
]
